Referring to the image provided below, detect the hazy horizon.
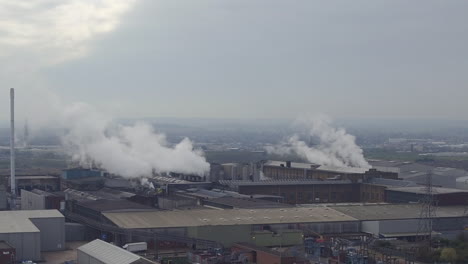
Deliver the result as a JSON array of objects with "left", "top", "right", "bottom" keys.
[{"left": 1, "top": 0, "right": 468, "bottom": 122}]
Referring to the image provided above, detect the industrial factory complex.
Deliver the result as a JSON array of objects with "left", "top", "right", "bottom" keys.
[
  {"left": 1, "top": 159, "right": 468, "bottom": 263},
  {"left": 2, "top": 90, "right": 468, "bottom": 264}
]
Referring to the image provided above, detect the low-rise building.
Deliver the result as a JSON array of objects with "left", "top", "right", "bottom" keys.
[
  {"left": 77, "top": 239, "right": 155, "bottom": 264},
  {"left": 102, "top": 207, "right": 359, "bottom": 248},
  {"left": 21, "top": 189, "right": 64, "bottom": 210},
  {"left": 331, "top": 204, "right": 468, "bottom": 240},
  {"left": 385, "top": 186, "right": 468, "bottom": 205},
  {"left": 0, "top": 210, "right": 65, "bottom": 262}
]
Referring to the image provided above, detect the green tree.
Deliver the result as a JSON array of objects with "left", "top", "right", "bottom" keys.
[{"left": 440, "top": 247, "right": 457, "bottom": 264}]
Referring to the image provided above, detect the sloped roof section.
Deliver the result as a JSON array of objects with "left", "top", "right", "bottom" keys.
[{"left": 78, "top": 239, "right": 153, "bottom": 264}]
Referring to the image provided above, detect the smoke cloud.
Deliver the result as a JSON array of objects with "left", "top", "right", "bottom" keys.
[
  {"left": 266, "top": 115, "right": 370, "bottom": 168},
  {"left": 61, "top": 102, "right": 210, "bottom": 177}
]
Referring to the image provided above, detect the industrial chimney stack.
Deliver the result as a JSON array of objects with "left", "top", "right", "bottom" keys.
[{"left": 10, "top": 88, "right": 16, "bottom": 206}]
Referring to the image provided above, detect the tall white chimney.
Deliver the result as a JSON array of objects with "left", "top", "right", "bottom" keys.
[{"left": 10, "top": 88, "right": 16, "bottom": 200}]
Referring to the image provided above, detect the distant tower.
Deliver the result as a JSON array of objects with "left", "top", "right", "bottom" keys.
[
  {"left": 416, "top": 170, "right": 436, "bottom": 247},
  {"left": 10, "top": 88, "right": 16, "bottom": 208},
  {"left": 24, "top": 119, "right": 29, "bottom": 149}
]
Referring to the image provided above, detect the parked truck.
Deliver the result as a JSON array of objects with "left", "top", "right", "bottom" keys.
[{"left": 123, "top": 242, "right": 147, "bottom": 252}]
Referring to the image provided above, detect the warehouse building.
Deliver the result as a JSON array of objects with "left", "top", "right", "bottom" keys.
[
  {"left": 102, "top": 207, "right": 360, "bottom": 247},
  {"left": 0, "top": 210, "right": 65, "bottom": 261},
  {"left": 77, "top": 239, "right": 155, "bottom": 264},
  {"left": 219, "top": 180, "right": 387, "bottom": 204},
  {"left": 385, "top": 186, "right": 468, "bottom": 205},
  {"left": 331, "top": 204, "right": 468, "bottom": 240}
]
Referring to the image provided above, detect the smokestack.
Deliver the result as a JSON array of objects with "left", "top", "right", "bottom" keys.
[{"left": 10, "top": 88, "right": 16, "bottom": 201}]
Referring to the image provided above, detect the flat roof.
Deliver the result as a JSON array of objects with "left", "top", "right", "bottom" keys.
[
  {"left": 219, "top": 180, "right": 353, "bottom": 187},
  {"left": 387, "top": 186, "right": 468, "bottom": 195},
  {"left": 331, "top": 204, "right": 467, "bottom": 220},
  {"left": 103, "top": 207, "right": 357, "bottom": 229},
  {"left": 78, "top": 239, "right": 146, "bottom": 264},
  {"left": 0, "top": 210, "right": 64, "bottom": 234}
]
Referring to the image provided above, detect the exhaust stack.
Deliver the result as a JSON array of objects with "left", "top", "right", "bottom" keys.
[{"left": 10, "top": 88, "right": 16, "bottom": 202}]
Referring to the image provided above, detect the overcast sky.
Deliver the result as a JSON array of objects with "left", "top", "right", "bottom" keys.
[{"left": 1, "top": 0, "right": 468, "bottom": 122}]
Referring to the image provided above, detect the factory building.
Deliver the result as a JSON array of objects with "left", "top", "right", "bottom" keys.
[
  {"left": 67, "top": 199, "right": 154, "bottom": 222},
  {"left": 0, "top": 210, "right": 65, "bottom": 262},
  {"left": 7, "top": 175, "right": 61, "bottom": 192},
  {"left": 331, "top": 204, "right": 468, "bottom": 240},
  {"left": 77, "top": 239, "right": 156, "bottom": 264},
  {"left": 102, "top": 207, "right": 360, "bottom": 248},
  {"left": 385, "top": 186, "right": 468, "bottom": 205},
  {"left": 62, "top": 168, "right": 103, "bottom": 180},
  {"left": 261, "top": 160, "right": 398, "bottom": 182},
  {"left": 219, "top": 180, "right": 387, "bottom": 204},
  {"left": 221, "top": 163, "right": 256, "bottom": 180},
  {"left": 21, "top": 189, "right": 64, "bottom": 210}
]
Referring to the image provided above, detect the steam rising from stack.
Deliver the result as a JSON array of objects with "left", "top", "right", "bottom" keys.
[
  {"left": 61, "top": 102, "right": 210, "bottom": 178},
  {"left": 266, "top": 115, "right": 370, "bottom": 168}
]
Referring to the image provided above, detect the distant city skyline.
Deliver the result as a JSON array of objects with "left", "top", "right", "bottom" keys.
[{"left": 1, "top": 0, "right": 468, "bottom": 123}]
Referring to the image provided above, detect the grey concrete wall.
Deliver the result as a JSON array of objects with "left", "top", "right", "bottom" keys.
[
  {"left": 30, "top": 217, "right": 65, "bottom": 251},
  {"left": 0, "top": 232, "right": 41, "bottom": 261},
  {"left": 21, "top": 190, "right": 46, "bottom": 210}
]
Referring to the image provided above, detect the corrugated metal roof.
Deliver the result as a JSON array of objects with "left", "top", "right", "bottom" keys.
[
  {"left": 78, "top": 239, "right": 141, "bottom": 264},
  {"left": 331, "top": 204, "right": 467, "bottom": 220},
  {"left": 103, "top": 207, "right": 357, "bottom": 229}
]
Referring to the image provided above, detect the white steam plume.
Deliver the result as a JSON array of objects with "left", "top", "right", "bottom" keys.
[
  {"left": 61, "top": 102, "right": 210, "bottom": 177},
  {"left": 266, "top": 115, "right": 370, "bottom": 168}
]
